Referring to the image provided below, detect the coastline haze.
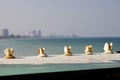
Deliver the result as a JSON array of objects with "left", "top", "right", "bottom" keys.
[{"left": 0, "top": 0, "right": 120, "bottom": 37}]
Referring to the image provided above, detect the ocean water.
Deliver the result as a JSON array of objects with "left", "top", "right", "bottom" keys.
[
  {"left": 0, "top": 37, "right": 120, "bottom": 76},
  {"left": 0, "top": 37, "right": 120, "bottom": 57},
  {"left": 0, "top": 63, "right": 120, "bottom": 76}
]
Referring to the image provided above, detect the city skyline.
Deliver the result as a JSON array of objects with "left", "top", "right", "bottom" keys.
[
  {"left": 0, "top": 28, "right": 42, "bottom": 37},
  {"left": 0, "top": 28, "right": 80, "bottom": 39},
  {"left": 0, "top": 0, "right": 120, "bottom": 37}
]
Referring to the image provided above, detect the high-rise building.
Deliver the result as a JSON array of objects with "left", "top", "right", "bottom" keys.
[
  {"left": 31, "top": 29, "right": 42, "bottom": 38},
  {"left": 2, "top": 29, "right": 9, "bottom": 38},
  {"left": 37, "top": 30, "right": 42, "bottom": 37},
  {"left": 32, "top": 30, "right": 37, "bottom": 37}
]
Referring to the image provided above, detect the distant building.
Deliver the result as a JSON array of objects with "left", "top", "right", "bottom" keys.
[
  {"left": 37, "top": 30, "right": 42, "bottom": 37},
  {"left": 31, "top": 30, "right": 42, "bottom": 38},
  {"left": 71, "top": 33, "right": 79, "bottom": 38},
  {"left": 2, "top": 29, "right": 9, "bottom": 38},
  {"left": 32, "top": 30, "right": 37, "bottom": 37}
]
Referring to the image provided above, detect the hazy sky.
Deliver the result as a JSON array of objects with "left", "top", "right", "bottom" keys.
[{"left": 0, "top": 0, "right": 120, "bottom": 37}]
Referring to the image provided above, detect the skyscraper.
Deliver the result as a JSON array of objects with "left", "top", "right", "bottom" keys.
[
  {"left": 32, "top": 30, "right": 37, "bottom": 37},
  {"left": 37, "top": 30, "right": 42, "bottom": 37},
  {"left": 31, "top": 29, "right": 42, "bottom": 38},
  {"left": 2, "top": 29, "right": 9, "bottom": 38}
]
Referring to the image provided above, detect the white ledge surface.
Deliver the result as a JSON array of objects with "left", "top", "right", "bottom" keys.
[{"left": 0, "top": 53, "right": 120, "bottom": 64}]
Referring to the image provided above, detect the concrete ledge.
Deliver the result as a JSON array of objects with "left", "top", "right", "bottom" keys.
[{"left": 1, "top": 53, "right": 120, "bottom": 64}]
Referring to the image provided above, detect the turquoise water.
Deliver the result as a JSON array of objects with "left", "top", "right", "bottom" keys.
[
  {"left": 0, "top": 37, "right": 120, "bottom": 76},
  {"left": 0, "top": 37, "right": 120, "bottom": 57},
  {"left": 0, "top": 62, "right": 120, "bottom": 76}
]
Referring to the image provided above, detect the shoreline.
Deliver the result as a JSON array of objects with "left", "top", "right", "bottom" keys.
[{"left": 0, "top": 53, "right": 120, "bottom": 64}]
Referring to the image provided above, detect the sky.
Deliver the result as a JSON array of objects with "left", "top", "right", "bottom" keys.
[{"left": 0, "top": 0, "right": 120, "bottom": 37}]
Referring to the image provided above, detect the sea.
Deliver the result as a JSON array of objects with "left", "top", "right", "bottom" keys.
[
  {"left": 0, "top": 37, "right": 120, "bottom": 76},
  {"left": 0, "top": 37, "right": 120, "bottom": 57}
]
